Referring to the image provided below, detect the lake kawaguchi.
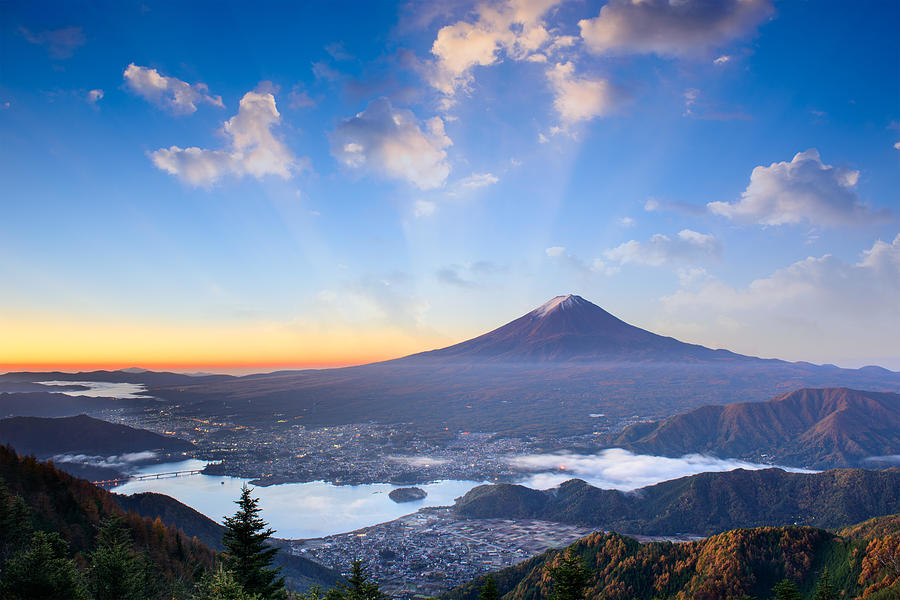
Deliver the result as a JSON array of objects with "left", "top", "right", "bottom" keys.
[
  {"left": 112, "top": 460, "right": 485, "bottom": 539},
  {"left": 112, "top": 450, "right": 813, "bottom": 540}
]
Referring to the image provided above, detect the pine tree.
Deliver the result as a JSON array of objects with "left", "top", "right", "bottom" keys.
[
  {"left": 193, "top": 564, "right": 261, "bottom": 600},
  {"left": 88, "top": 516, "right": 148, "bottom": 600},
  {"left": 771, "top": 579, "right": 803, "bottom": 600},
  {"left": 479, "top": 575, "right": 501, "bottom": 600},
  {"left": 222, "top": 484, "right": 286, "bottom": 600},
  {"left": 548, "top": 549, "right": 591, "bottom": 600},
  {"left": 0, "top": 531, "right": 90, "bottom": 600},
  {"left": 813, "top": 568, "right": 838, "bottom": 600},
  {"left": 341, "top": 560, "right": 385, "bottom": 600}
]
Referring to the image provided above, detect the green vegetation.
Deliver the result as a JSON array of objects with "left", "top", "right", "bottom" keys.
[
  {"left": 443, "top": 518, "right": 900, "bottom": 600},
  {"left": 454, "top": 468, "right": 900, "bottom": 536},
  {"left": 222, "top": 484, "right": 287, "bottom": 599}
]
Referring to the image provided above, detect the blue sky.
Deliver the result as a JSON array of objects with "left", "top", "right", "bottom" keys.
[{"left": 1, "top": 0, "right": 898, "bottom": 370}]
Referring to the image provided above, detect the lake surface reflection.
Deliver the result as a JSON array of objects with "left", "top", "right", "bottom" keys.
[{"left": 113, "top": 460, "right": 484, "bottom": 539}]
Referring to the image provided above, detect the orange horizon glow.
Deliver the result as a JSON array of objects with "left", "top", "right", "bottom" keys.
[{"left": 0, "top": 313, "right": 457, "bottom": 376}]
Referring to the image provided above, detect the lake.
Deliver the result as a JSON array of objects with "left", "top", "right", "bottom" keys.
[{"left": 112, "top": 450, "right": 812, "bottom": 539}]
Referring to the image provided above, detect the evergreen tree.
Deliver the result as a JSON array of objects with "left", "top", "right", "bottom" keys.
[
  {"left": 341, "top": 560, "right": 385, "bottom": 600},
  {"left": 479, "top": 575, "right": 501, "bottom": 600},
  {"left": 0, "top": 531, "right": 90, "bottom": 600},
  {"left": 0, "top": 480, "right": 32, "bottom": 562},
  {"left": 193, "top": 564, "right": 261, "bottom": 600},
  {"left": 548, "top": 549, "right": 591, "bottom": 600},
  {"left": 813, "top": 568, "right": 838, "bottom": 600},
  {"left": 222, "top": 484, "right": 286, "bottom": 600},
  {"left": 771, "top": 579, "right": 802, "bottom": 600},
  {"left": 88, "top": 516, "right": 148, "bottom": 600}
]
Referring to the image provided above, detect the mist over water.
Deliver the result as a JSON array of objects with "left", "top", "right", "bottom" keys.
[
  {"left": 510, "top": 448, "right": 817, "bottom": 490},
  {"left": 38, "top": 380, "right": 152, "bottom": 399}
]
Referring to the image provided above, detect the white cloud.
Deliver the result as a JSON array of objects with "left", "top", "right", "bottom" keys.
[
  {"left": 708, "top": 149, "right": 891, "bottom": 226},
  {"left": 150, "top": 90, "right": 297, "bottom": 186},
  {"left": 510, "top": 448, "right": 811, "bottom": 491},
  {"left": 331, "top": 97, "right": 452, "bottom": 190},
  {"left": 20, "top": 26, "right": 85, "bottom": 59},
  {"left": 605, "top": 229, "right": 721, "bottom": 267},
  {"left": 458, "top": 172, "right": 499, "bottom": 189},
  {"left": 894, "top": 141, "right": 900, "bottom": 150},
  {"left": 546, "top": 62, "right": 626, "bottom": 124},
  {"left": 714, "top": 55, "right": 731, "bottom": 65},
  {"left": 545, "top": 246, "right": 566, "bottom": 257},
  {"left": 579, "top": 0, "right": 772, "bottom": 57},
  {"left": 618, "top": 216, "right": 636, "bottom": 227},
  {"left": 657, "top": 235, "right": 900, "bottom": 366},
  {"left": 414, "top": 199, "right": 437, "bottom": 217},
  {"left": 428, "top": 0, "right": 564, "bottom": 96},
  {"left": 123, "top": 63, "right": 224, "bottom": 115},
  {"left": 87, "top": 89, "right": 104, "bottom": 104}
]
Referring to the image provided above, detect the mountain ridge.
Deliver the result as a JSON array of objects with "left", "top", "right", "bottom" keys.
[{"left": 609, "top": 387, "right": 900, "bottom": 468}]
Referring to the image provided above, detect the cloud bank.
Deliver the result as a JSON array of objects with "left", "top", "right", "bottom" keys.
[
  {"left": 331, "top": 97, "right": 452, "bottom": 189},
  {"left": 579, "top": 0, "right": 773, "bottom": 57},
  {"left": 657, "top": 235, "right": 900, "bottom": 366},
  {"left": 124, "top": 63, "right": 224, "bottom": 115},
  {"left": 510, "top": 448, "right": 811, "bottom": 490},
  {"left": 708, "top": 149, "right": 890, "bottom": 226},
  {"left": 151, "top": 90, "right": 297, "bottom": 186}
]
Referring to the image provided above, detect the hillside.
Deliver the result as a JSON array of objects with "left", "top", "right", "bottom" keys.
[
  {"left": 0, "top": 414, "right": 194, "bottom": 456},
  {"left": 0, "top": 445, "right": 340, "bottom": 594},
  {"left": 453, "top": 468, "right": 900, "bottom": 536},
  {"left": 113, "top": 491, "right": 341, "bottom": 591},
  {"left": 131, "top": 296, "right": 900, "bottom": 437},
  {"left": 0, "top": 391, "right": 127, "bottom": 418},
  {"left": 445, "top": 519, "right": 900, "bottom": 600},
  {"left": 609, "top": 387, "right": 900, "bottom": 468},
  {"left": 0, "top": 443, "right": 214, "bottom": 594}
]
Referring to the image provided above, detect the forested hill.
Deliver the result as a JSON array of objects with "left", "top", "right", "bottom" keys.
[
  {"left": 454, "top": 467, "right": 900, "bottom": 536},
  {"left": 0, "top": 443, "right": 214, "bottom": 595},
  {"left": 608, "top": 387, "right": 900, "bottom": 469},
  {"left": 113, "top": 491, "right": 341, "bottom": 590},
  {"left": 445, "top": 519, "right": 900, "bottom": 600},
  {"left": 0, "top": 445, "right": 339, "bottom": 596}
]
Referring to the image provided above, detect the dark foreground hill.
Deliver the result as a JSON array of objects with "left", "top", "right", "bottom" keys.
[
  {"left": 453, "top": 468, "right": 900, "bottom": 536},
  {"left": 0, "top": 443, "right": 214, "bottom": 595},
  {"left": 0, "top": 445, "right": 340, "bottom": 594},
  {"left": 608, "top": 387, "right": 900, "bottom": 469},
  {"left": 0, "top": 414, "right": 195, "bottom": 457},
  {"left": 446, "top": 518, "right": 900, "bottom": 600},
  {"left": 113, "top": 491, "right": 341, "bottom": 591}
]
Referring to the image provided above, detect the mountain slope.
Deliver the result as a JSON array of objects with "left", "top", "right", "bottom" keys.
[
  {"left": 0, "top": 414, "right": 194, "bottom": 456},
  {"left": 609, "top": 388, "right": 900, "bottom": 468},
  {"left": 405, "top": 294, "right": 744, "bottom": 363},
  {"left": 453, "top": 468, "right": 900, "bottom": 536},
  {"left": 445, "top": 519, "right": 900, "bottom": 600},
  {"left": 113, "top": 492, "right": 341, "bottom": 591}
]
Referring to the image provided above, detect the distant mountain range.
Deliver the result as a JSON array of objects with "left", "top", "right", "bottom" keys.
[
  {"left": 0, "top": 414, "right": 194, "bottom": 457},
  {"left": 608, "top": 387, "right": 900, "bottom": 468},
  {"left": 446, "top": 516, "right": 900, "bottom": 600},
  {"left": 453, "top": 468, "right": 900, "bottom": 536},
  {"left": 2, "top": 296, "right": 898, "bottom": 437}
]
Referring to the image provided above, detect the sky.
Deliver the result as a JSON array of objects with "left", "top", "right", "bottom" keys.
[{"left": 1, "top": 0, "right": 898, "bottom": 372}]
